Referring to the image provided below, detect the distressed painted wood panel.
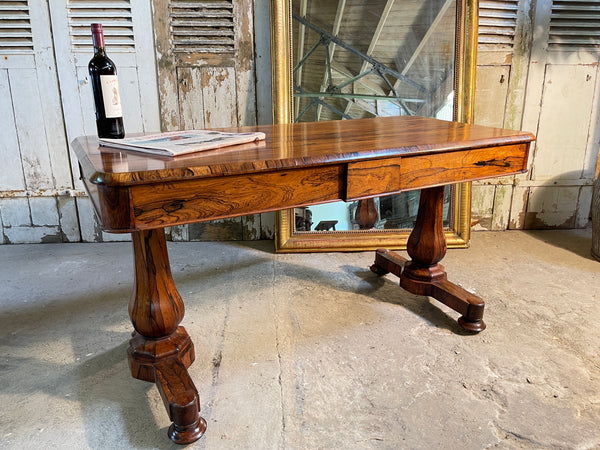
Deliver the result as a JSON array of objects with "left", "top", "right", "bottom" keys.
[
  {"left": 177, "top": 67, "right": 206, "bottom": 130},
  {"left": 76, "top": 197, "right": 101, "bottom": 243},
  {"left": 472, "top": 0, "right": 534, "bottom": 232},
  {"left": 474, "top": 65, "right": 510, "bottom": 128},
  {"left": 57, "top": 196, "right": 81, "bottom": 242},
  {"left": 186, "top": 214, "right": 266, "bottom": 242},
  {"left": 152, "top": 0, "right": 255, "bottom": 129},
  {"left": 0, "top": 198, "right": 30, "bottom": 228},
  {"left": 525, "top": 185, "right": 581, "bottom": 229},
  {"left": 516, "top": 0, "right": 600, "bottom": 230},
  {"left": 576, "top": 186, "right": 593, "bottom": 228},
  {"left": 0, "top": 70, "right": 26, "bottom": 191},
  {"left": 29, "top": 1, "right": 72, "bottom": 191},
  {"left": 188, "top": 219, "right": 244, "bottom": 241},
  {"left": 130, "top": 1, "right": 163, "bottom": 133},
  {"left": 472, "top": 64, "right": 517, "bottom": 230},
  {"left": 488, "top": 184, "right": 515, "bottom": 229},
  {"left": 29, "top": 197, "right": 59, "bottom": 227},
  {"left": 0, "top": 197, "right": 60, "bottom": 244},
  {"left": 3, "top": 225, "right": 63, "bottom": 244},
  {"left": 242, "top": 214, "right": 263, "bottom": 240},
  {"left": 533, "top": 64, "right": 597, "bottom": 180},
  {"left": 471, "top": 184, "right": 495, "bottom": 230},
  {"left": 10, "top": 68, "right": 54, "bottom": 190},
  {"left": 232, "top": 0, "right": 256, "bottom": 126},
  {"left": 260, "top": 212, "right": 276, "bottom": 239},
  {"left": 0, "top": 198, "right": 28, "bottom": 244},
  {"left": 202, "top": 66, "right": 238, "bottom": 128},
  {"left": 177, "top": 66, "right": 240, "bottom": 129},
  {"left": 508, "top": 184, "right": 528, "bottom": 229},
  {"left": 471, "top": 183, "right": 517, "bottom": 231},
  {"left": 152, "top": 0, "right": 179, "bottom": 131}
]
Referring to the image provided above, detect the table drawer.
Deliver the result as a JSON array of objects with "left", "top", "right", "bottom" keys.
[
  {"left": 346, "top": 157, "right": 402, "bottom": 200},
  {"left": 346, "top": 143, "right": 529, "bottom": 200}
]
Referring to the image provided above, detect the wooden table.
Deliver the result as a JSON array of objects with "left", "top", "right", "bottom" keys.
[{"left": 73, "top": 116, "right": 534, "bottom": 444}]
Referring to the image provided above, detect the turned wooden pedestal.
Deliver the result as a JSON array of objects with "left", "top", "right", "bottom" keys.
[
  {"left": 371, "top": 186, "right": 485, "bottom": 332},
  {"left": 127, "top": 229, "right": 206, "bottom": 444}
]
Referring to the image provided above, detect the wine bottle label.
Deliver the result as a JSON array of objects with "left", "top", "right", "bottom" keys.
[{"left": 99, "top": 75, "right": 123, "bottom": 118}]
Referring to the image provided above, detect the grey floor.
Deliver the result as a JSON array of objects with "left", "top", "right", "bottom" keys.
[{"left": 1, "top": 228, "right": 599, "bottom": 449}]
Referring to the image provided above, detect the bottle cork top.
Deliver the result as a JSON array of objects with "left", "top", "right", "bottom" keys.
[{"left": 91, "top": 23, "right": 105, "bottom": 49}]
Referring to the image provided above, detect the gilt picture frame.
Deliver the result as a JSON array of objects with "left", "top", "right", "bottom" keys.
[{"left": 271, "top": 0, "right": 478, "bottom": 252}]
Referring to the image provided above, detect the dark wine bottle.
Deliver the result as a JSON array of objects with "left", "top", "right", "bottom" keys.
[{"left": 88, "top": 23, "right": 125, "bottom": 139}]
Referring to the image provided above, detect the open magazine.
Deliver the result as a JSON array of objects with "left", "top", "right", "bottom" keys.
[{"left": 99, "top": 130, "right": 266, "bottom": 157}]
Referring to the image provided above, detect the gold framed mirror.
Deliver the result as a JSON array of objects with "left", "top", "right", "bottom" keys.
[{"left": 272, "top": 0, "right": 478, "bottom": 252}]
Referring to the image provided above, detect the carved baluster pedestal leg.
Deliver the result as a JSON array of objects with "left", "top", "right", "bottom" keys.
[
  {"left": 371, "top": 186, "right": 486, "bottom": 332},
  {"left": 127, "top": 229, "right": 206, "bottom": 444},
  {"left": 355, "top": 198, "right": 379, "bottom": 229}
]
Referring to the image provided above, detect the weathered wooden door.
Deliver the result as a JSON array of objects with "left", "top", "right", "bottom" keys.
[
  {"left": 0, "top": 1, "right": 74, "bottom": 244},
  {"left": 518, "top": 0, "right": 600, "bottom": 229},
  {"left": 473, "top": 0, "right": 600, "bottom": 230},
  {"left": 50, "top": 0, "right": 161, "bottom": 241},
  {"left": 0, "top": 0, "right": 161, "bottom": 243},
  {"left": 153, "top": 0, "right": 256, "bottom": 130},
  {"left": 152, "top": 0, "right": 268, "bottom": 240}
]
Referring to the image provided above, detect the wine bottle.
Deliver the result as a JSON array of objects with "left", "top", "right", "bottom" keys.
[{"left": 88, "top": 23, "right": 125, "bottom": 139}]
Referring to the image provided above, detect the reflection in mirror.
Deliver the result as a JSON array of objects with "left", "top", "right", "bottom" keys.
[{"left": 291, "top": 0, "right": 457, "bottom": 233}]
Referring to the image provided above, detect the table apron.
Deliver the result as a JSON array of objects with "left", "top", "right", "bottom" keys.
[
  {"left": 130, "top": 165, "right": 345, "bottom": 230},
  {"left": 92, "top": 143, "right": 529, "bottom": 231}
]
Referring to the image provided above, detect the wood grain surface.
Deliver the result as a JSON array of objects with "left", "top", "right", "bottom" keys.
[
  {"left": 74, "top": 116, "right": 535, "bottom": 185},
  {"left": 73, "top": 116, "right": 535, "bottom": 232}
]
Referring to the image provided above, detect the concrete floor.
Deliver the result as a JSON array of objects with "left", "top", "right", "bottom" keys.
[{"left": 1, "top": 228, "right": 599, "bottom": 449}]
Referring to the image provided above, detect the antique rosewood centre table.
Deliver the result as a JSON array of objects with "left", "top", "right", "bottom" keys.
[{"left": 73, "top": 116, "right": 534, "bottom": 444}]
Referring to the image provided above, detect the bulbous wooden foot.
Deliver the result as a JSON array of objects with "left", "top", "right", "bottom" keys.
[
  {"left": 458, "top": 316, "right": 486, "bottom": 332},
  {"left": 169, "top": 416, "right": 207, "bottom": 445}
]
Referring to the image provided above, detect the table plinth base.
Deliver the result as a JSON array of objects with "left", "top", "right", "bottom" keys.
[
  {"left": 371, "top": 248, "right": 486, "bottom": 332},
  {"left": 127, "top": 327, "right": 207, "bottom": 444}
]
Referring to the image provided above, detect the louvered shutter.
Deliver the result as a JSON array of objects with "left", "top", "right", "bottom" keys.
[
  {"left": 67, "top": 0, "right": 135, "bottom": 52},
  {"left": 0, "top": 1, "right": 33, "bottom": 54},
  {"left": 478, "top": 0, "right": 520, "bottom": 48},
  {"left": 170, "top": 0, "right": 235, "bottom": 54},
  {"left": 49, "top": 0, "right": 159, "bottom": 138},
  {"left": 153, "top": 0, "right": 255, "bottom": 131},
  {"left": 549, "top": 0, "right": 600, "bottom": 50}
]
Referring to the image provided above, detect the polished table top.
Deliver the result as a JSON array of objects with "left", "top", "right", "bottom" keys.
[
  {"left": 74, "top": 116, "right": 535, "bottom": 186},
  {"left": 74, "top": 116, "right": 535, "bottom": 233}
]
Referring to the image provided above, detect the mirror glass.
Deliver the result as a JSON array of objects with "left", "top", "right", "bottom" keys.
[
  {"left": 272, "top": 0, "right": 475, "bottom": 251},
  {"left": 292, "top": 0, "right": 456, "bottom": 233}
]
